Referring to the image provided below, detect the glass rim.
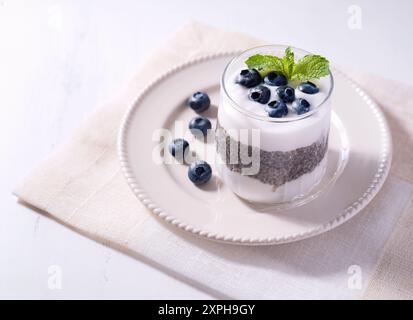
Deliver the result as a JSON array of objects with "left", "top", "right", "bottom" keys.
[{"left": 221, "top": 44, "right": 334, "bottom": 123}]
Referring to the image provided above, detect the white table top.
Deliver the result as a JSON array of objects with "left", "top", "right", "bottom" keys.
[{"left": 1, "top": 0, "right": 412, "bottom": 299}]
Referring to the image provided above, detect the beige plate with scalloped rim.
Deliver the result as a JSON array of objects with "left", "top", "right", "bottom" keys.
[{"left": 118, "top": 52, "right": 392, "bottom": 245}]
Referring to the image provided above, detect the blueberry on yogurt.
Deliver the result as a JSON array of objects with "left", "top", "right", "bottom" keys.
[
  {"left": 298, "top": 81, "right": 319, "bottom": 94},
  {"left": 249, "top": 85, "right": 271, "bottom": 104},
  {"left": 188, "top": 116, "right": 211, "bottom": 137},
  {"left": 264, "top": 72, "right": 287, "bottom": 86},
  {"left": 276, "top": 86, "right": 295, "bottom": 103},
  {"left": 188, "top": 92, "right": 210, "bottom": 112},
  {"left": 265, "top": 100, "right": 288, "bottom": 118},
  {"left": 236, "top": 69, "right": 262, "bottom": 88},
  {"left": 188, "top": 160, "right": 212, "bottom": 185},
  {"left": 292, "top": 98, "right": 311, "bottom": 115}
]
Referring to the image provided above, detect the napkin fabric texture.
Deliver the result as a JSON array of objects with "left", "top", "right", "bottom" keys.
[{"left": 16, "top": 22, "right": 413, "bottom": 299}]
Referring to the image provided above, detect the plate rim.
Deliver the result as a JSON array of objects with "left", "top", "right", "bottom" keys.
[{"left": 118, "top": 51, "right": 393, "bottom": 245}]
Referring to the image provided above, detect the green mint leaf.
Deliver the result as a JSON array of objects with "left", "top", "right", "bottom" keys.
[
  {"left": 244, "top": 48, "right": 330, "bottom": 81},
  {"left": 245, "top": 54, "right": 283, "bottom": 77},
  {"left": 281, "top": 47, "right": 294, "bottom": 80},
  {"left": 291, "top": 54, "right": 330, "bottom": 81}
]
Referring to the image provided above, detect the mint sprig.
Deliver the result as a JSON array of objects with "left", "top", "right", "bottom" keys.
[{"left": 245, "top": 47, "right": 330, "bottom": 81}]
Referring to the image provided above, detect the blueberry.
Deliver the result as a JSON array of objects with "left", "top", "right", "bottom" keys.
[
  {"left": 188, "top": 160, "right": 212, "bottom": 185},
  {"left": 265, "top": 100, "right": 288, "bottom": 118},
  {"left": 236, "top": 69, "right": 262, "bottom": 88},
  {"left": 188, "top": 116, "right": 212, "bottom": 137},
  {"left": 169, "top": 138, "right": 189, "bottom": 162},
  {"left": 264, "top": 72, "right": 287, "bottom": 86},
  {"left": 298, "top": 81, "right": 319, "bottom": 94},
  {"left": 187, "top": 92, "right": 210, "bottom": 112},
  {"left": 276, "top": 86, "right": 295, "bottom": 103},
  {"left": 248, "top": 85, "right": 271, "bottom": 104},
  {"left": 292, "top": 98, "right": 311, "bottom": 115}
]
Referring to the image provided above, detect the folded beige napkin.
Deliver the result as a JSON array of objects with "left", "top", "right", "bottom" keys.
[{"left": 15, "top": 22, "right": 413, "bottom": 299}]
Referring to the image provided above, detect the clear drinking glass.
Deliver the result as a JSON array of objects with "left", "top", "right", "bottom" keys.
[{"left": 216, "top": 45, "right": 334, "bottom": 205}]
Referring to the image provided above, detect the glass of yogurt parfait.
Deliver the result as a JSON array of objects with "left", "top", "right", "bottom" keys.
[{"left": 216, "top": 45, "right": 333, "bottom": 205}]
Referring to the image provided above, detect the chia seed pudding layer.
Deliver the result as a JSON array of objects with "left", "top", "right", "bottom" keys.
[{"left": 216, "top": 122, "right": 328, "bottom": 189}]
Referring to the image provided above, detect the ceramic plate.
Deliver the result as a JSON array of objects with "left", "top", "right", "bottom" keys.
[{"left": 118, "top": 52, "right": 392, "bottom": 245}]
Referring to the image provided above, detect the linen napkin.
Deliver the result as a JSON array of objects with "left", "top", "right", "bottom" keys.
[{"left": 15, "top": 22, "right": 413, "bottom": 299}]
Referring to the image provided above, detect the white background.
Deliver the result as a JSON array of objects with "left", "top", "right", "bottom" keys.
[{"left": 0, "top": 0, "right": 412, "bottom": 299}]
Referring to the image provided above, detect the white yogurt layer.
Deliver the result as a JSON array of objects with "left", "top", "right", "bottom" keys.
[
  {"left": 226, "top": 74, "right": 330, "bottom": 119},
  {"left": 218, "top": 92, "right": 331, "bottom": 152}
]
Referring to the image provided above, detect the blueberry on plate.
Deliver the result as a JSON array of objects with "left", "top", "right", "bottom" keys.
[
  {"left": 292, "top": 98, "right": 311, "bottom": 115},
  {"left": 276, "top": 86, "right": 295, "bottom": 103},
  {"left": 264, "top": 72, "right": 288, "bottom": 86},
  {"left": 187, "top": 92, "right": 210, "bottom": 112},
  {"left": 188, "top": 160, "right": 212, "bottom": 185},
  {"left": 236, "top": 69, "right": 262, "bottom": 88},
  {"left": 168, "top": 138, "right": 189, "bottom": 162},
  {"left": 298, "top": 81, "right": 319, "bottom": 94},
  {"left": 265, "top": 100, "right": 288, "bottom": 118},
  {"left": 249, "top": 85, "right": 271, "bottom": 104},
  {"left": 188, "top": 116, "right": 212, "bottom": 137}
]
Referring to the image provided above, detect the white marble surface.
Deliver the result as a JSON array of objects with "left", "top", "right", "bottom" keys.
[{"left": 1, "top": 0, "right": 412, "bottom": 299}]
